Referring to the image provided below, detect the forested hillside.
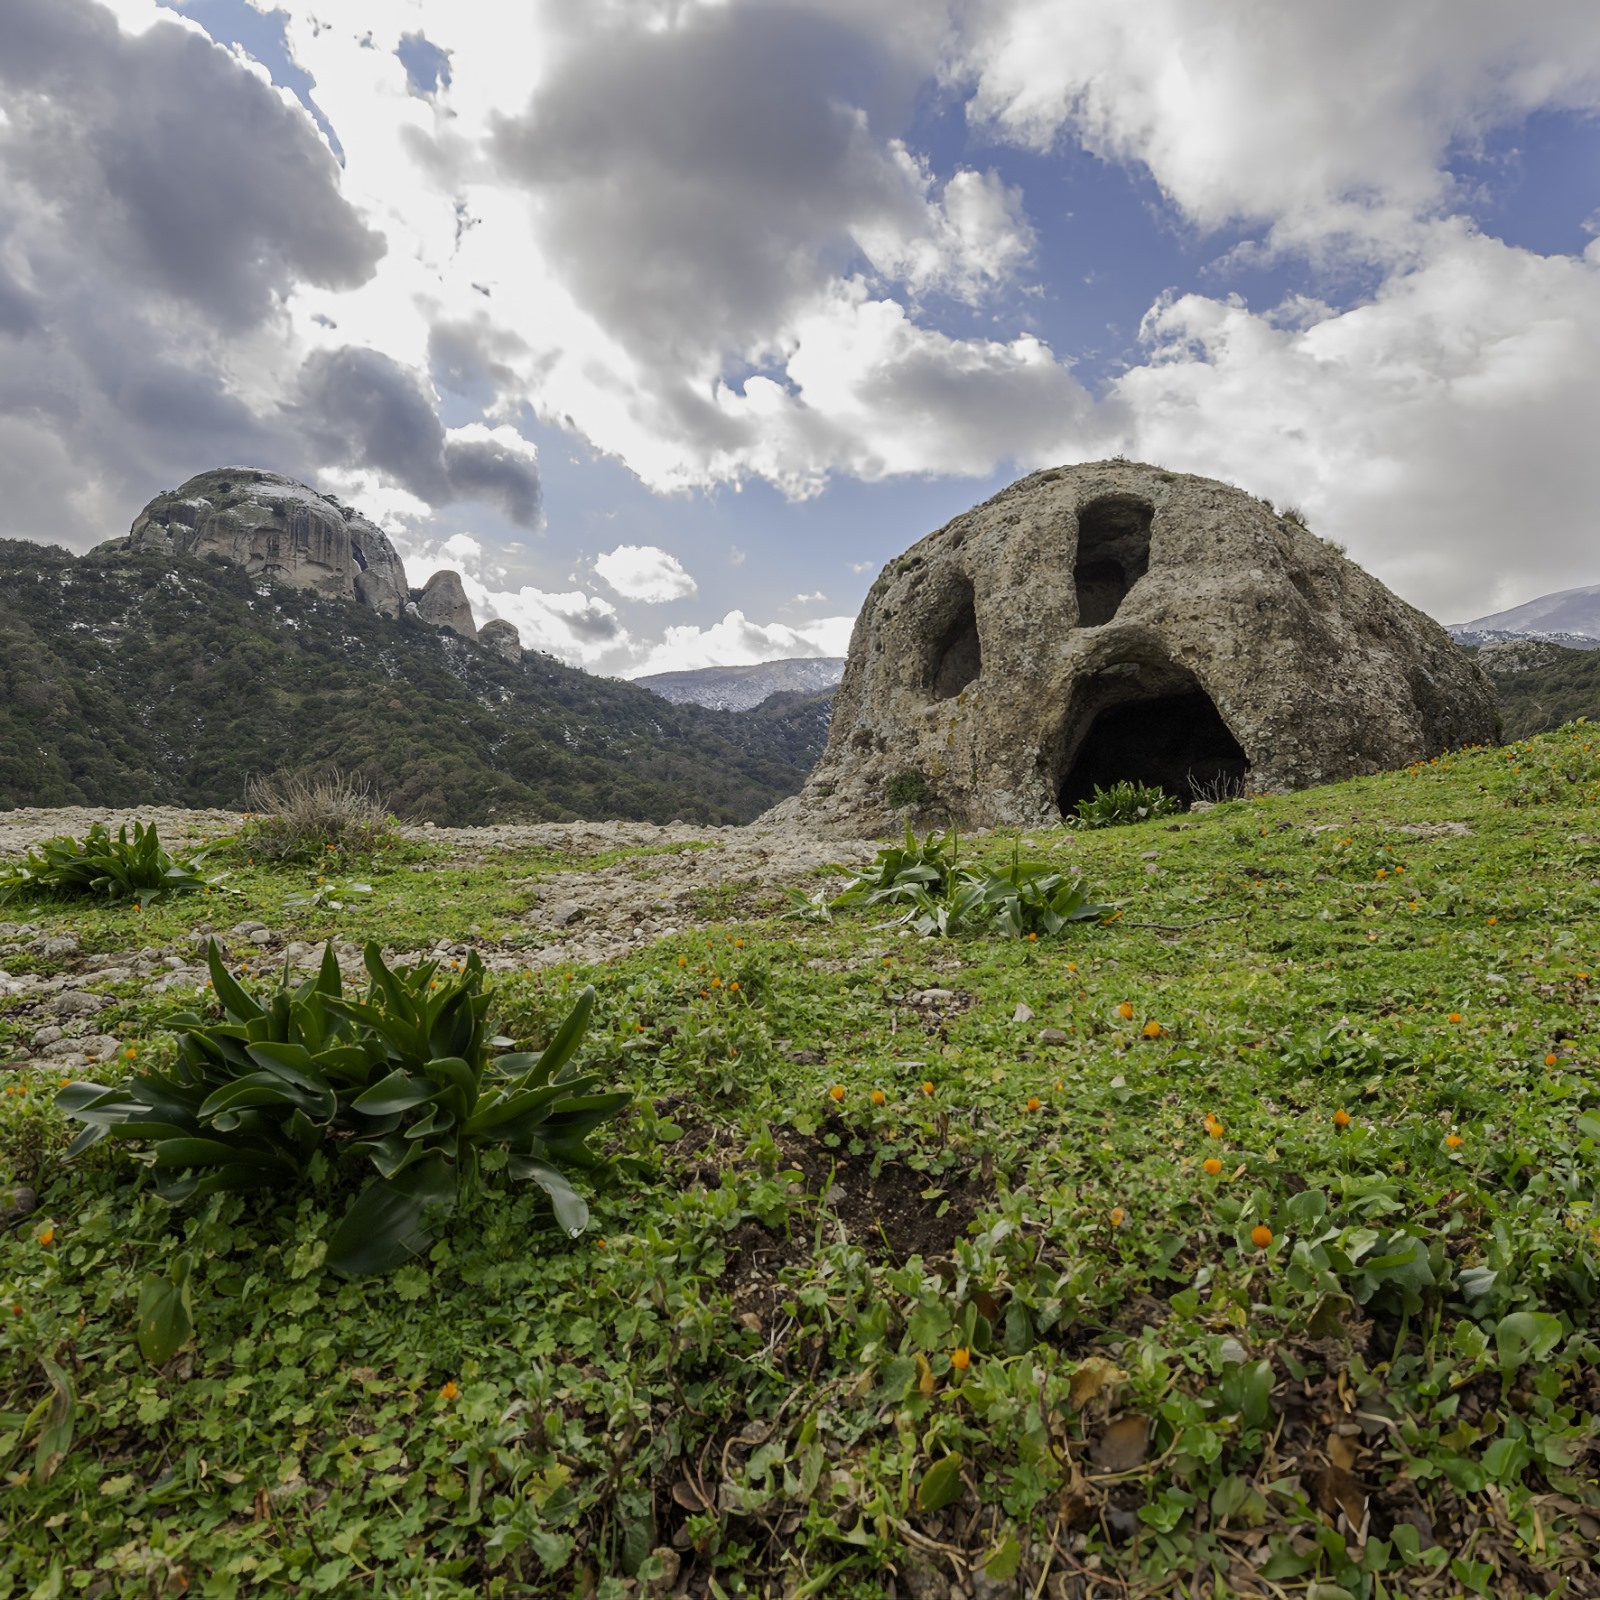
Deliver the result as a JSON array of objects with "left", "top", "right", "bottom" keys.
[{"left": 0, "top": 540, "right": 827, "bottom": 824}]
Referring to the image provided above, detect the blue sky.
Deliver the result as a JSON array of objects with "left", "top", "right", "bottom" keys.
[{"left": 4, "top": 0, "right": 1599, "bottom": 672}]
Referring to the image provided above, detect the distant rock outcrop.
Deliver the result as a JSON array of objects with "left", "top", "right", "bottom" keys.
[
  {"left": 108, "top": 468, "right": 409, "bottom": 618},
  {"left": 767, "top": 461, "right": 1498, "bottom": 834},
  {"left": 415, "top": 569, "right": 477, "bottom": 639},
  {"left": 478, "top": 618, "right": 522, "bottom": 661},
  {"left": 635, "top": 656, "right": 846, "bottom": 711}
]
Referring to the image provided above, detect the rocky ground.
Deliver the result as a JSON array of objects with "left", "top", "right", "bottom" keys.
[{"left": 0, "top": 806, "right": 880, "bottom": 1076}]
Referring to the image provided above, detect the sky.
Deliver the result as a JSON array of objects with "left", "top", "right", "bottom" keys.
[{"left": 2, "top": 0, "right": 1598, "bottom": 676}]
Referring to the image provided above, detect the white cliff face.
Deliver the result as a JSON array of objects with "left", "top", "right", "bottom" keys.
[{"left": 118, "top": 467, "right": 409, "bottom": 619}]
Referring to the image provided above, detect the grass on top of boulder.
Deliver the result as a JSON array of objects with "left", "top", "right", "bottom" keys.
[{"left": 3, "top": 725, "right": 1600, "bottom": 1599}]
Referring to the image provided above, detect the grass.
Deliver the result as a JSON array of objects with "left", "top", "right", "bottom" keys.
[{"left": 3, "top": 729, "right": 1600, "bottom": 1597}]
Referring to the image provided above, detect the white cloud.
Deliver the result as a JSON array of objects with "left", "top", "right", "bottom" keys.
[
  {"left": 1112, "top": 224, "right": 1600, "bottom": 618},
  {"left": 961, "top": 0, "right": 1600, "bottom": 257},
  {"left": 621, "top": 609, "right": 854, "bottom": 678},
  {"left": 594, "top": 543, "right": 698, "bottom": 602}
]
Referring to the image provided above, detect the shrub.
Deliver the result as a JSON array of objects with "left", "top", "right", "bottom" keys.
[
  {"left": 884, "top": 768, "right": 934, "bottom": 808},
  {"left": 242, "top": 768, "right": 395, "bottom": 862},
  {"left": 58, "top": 941, "right": 628, "bottom": 1276},
  {"left": 1072, "top": 781, "right": 1180, "bottom": 829},
  {"left": 0, "top": 821, "right": 223, "bottom": 905}
]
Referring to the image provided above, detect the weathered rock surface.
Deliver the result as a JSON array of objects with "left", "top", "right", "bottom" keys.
[
  {"left": 478, "top": 617, "right": 523, "bottom": 661},
  {"left": 104, "top": 468, "right": 409, "bottom": 617},
  {"left": 768, "top": 461, "right": 1498, "bottom": 834},
  {"left": 416, "top": 569, "right": 478, "bottom": 639}
]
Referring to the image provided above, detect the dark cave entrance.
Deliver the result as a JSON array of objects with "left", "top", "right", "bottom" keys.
[
  {"left": 1074, "top": 495, "right": 1153, "bottom": 627},
  {"left": 928, "top": 577, "right": 981, "bottom": 699},
  {"left": 1057, "top": 687, "right": 1249, "bottom": 813}
]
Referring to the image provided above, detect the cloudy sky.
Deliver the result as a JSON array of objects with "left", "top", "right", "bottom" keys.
[{"left": 3, "top": 0, "right": 1598, "bottom": 674}]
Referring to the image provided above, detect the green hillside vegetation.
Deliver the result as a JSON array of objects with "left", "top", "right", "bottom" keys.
[
  {"left": 0, "top": 540, "right": 825, "bottom": 826},
  {"left": 1473, "top": 641, "right": 1600, "bottom": 741},
  {"left": 3, "top": 733, "right": 1600, "bottom": 1596}
]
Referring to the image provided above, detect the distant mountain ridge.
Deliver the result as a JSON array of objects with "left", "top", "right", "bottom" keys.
[
  {"left": 1450, "top": 584, "right": 1600, "bottom": 649},
  {"left": 0, "top": 541, "right": 826, "bottom": 825},
  {"left": 634, "top": 656, "right": 845, "bottom": 711}
]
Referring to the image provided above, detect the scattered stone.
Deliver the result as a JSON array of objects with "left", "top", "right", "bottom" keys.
[
  {"left": 31, "top": 1027, "right": 64, "bottom": 1049},
  {"left": 1037, "top": 1028, "right": 1070, "bottom": 1046},
  {"left": 547, "top": 902, "right": 586, "bottom": 928},
  {"left": 52, "top": 991, "right": 108, "bottom": 1018},
  {"left": 33, "top": 935, "right": 80, "bottom": 958},
  {"left": 1, "top": 1186, "right": 39, "bottom": 1227},
  {"left": 1012, "top": 1002, "right": 1035, "bottom": 1023},
  {"left": 248, "top": 929, "right": 273, "bottom": 946}
]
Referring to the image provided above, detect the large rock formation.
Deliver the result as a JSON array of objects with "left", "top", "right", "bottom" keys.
[
  {"left": 769, "top": 461, "right": 1498, "bottom": 834},
  {"left": 478, "top": 618, "right": 523, "bottom": 661},
  {"left": 415, "top": 569, "right": 478, "bottom": 639},
  {"left": 108, "top": 468, "right": 409, "bottom": 618}
]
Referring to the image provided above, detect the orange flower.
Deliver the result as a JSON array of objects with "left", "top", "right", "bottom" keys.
[
  {"left": 729, "top": 981, "right": 740, "bottom": 992},
  {"left": 1109, "top": 1207, "right": 1126, "bottom": 1228},
  {"left": 1117, "top": 1001, "right": 1134, "bottom": 1020},
  {"left": 950, "top": 1347, "right": 971, "bottom": 1371},
  {"left": 1142, "top": 1020, "right": 1163, "bottom": 1039},
  {"left": 1250, "top": 1224, "right": 1273, "bottom": 1249},
  {"left": 921, "top": 1081, "right": 935, "bottom": 1096},
  {"left": 37, "top": 1228, "right": 55, "bottom": 1247},
  {"left": 1333, "top": 1108, "right": 1352, "bottom": 1128},
  {"left": 677, "top": 956, "right": 687, "bottom": 967},
  {"left": 1488, "top": 916, "right": 1499, "bottom": 926},
  {"left": 1066, "top": 962, "right": 1078, "bottom": 974},
  {"left": 1026, "top": 1096, "right": 1042, "bottom": 1112},
  {"left": 439, "top": 1380, "right": 459, "bottom": 1400},
  {"left": 125, "top": 1046, "right": 136, "bottom": 1060},
  {"left": 871, "top": 1089, "right": 886, "bottom": 1106},
  {"left": 711, "top": 976, "right": 722, "bottom": 988},
  {"left": 1027, "top": 931, "right": 1038, "bottom": 942},
  {"left": 596, "top": 1239, "right": 606, "bottom": 1249},
  {"left": 735, "top": 939, "right": 744, "bottom": 948},
  {"left": 1447, "top": 1011, "right": 1462, "bottom": 1024},
  {"left": 1054, "top": 1078, "right": 1064, "bottom": 1092},
  {"left": 1446, "top": 1133, "right": 1464, "bottom": 1150},
  {"left": 1545, "top": 1053, "right": 1559, "bottom": 1067},
  {"left": 1203, "top": 1158, "right": 1223, "bottom": 1176},
  {"left": 829, "top": 1085, "right": 846, "bottom": 1102}
]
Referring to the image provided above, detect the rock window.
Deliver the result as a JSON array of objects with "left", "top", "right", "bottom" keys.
[
  {"left": 927, "top": 576, "right": 981, "bottom": 699},
  {"left": 1073, "top": 495, "right": 1153, "bottom": 626}
]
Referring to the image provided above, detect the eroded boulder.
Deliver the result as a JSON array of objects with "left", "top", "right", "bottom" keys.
[
  {"left": 478, "top": 617, "right": 523, "bottom": 661},
  {"left": 106, "top": 468, "right": 409, "bottom": 617},
  {"left": 416, "top": 569, "right": 478, "bottom": 639},
  {"left": 768, "top": 461, "right": 1497, "bottom": 834}
]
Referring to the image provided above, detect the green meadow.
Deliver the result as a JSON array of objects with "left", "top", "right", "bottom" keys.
[{"left": 3, "top": 730, "right": 1599, "bottom": 1599}]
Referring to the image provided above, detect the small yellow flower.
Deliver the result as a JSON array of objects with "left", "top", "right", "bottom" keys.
[
  {"left": 1109, "top": 1207, "right": 1126, "bottom": 1228},
  {"left": 1448, "top": 1011, "right": 1462, "bottom": 1024},
  {"left": 1487, "top": 916, "right": 1499, "bottom": 926},
  {"left": 1333, "top": 1108, "right": 1352, "bottom": 1128},
  {"left": 950, "top": 1347, "right": 971, "bottom": 1371},
  {"left": 829, "top": 1085, "right": 846, "bottom": 1102},
  {"left": 729, "top": 981, "right": 739, "bottom": 992},
  {"left": 1250, "top": 1224, "right": 1273, "bottom": 1249},
  {"left": 125, "top": 1046, "right": 137, "bottom": 1060},
  {"left": 1026, "top": 1096, "right": 1042, "bottom": 1112},
  {"left": 37, "top": 1228, "right": 55, "bottom": 1247},
  {"left": 1446, "top": 1133, "right": 1464, "bottom": 1150},
  {"left": 678, "top": 956, "right": 687, "bottom": 967},
  {"left": 871, "top": 1089, "right": 886, "bottom": 1105},
  {"left": 1142, "top": 1020, "right": 1163, "bottom": 1039},
  {"left": 1117, "top": 1001, "right": 1134, "bottom": 1020},
  {"left": 439, "top": 1380, "right": 459, "bottom": 1400},
  {"left": 921, "top": 1081, "right": 935, "bottom": 1096},
  {"left": 1027, "top": 931, "right": 1038, "bottom": 942},
  {"left": 1054, "top": 1078, "right": 1064, "bottom": 1092},
  {"left": 1545, "top": 1053, "right": 1559, "bottom": 1068},
  {"left": 1066, "top": 962, "right": 1078, "bottom": 973},
  {"left": 1203, "top": 1157, "right": 1223, "bottom": 1176}
]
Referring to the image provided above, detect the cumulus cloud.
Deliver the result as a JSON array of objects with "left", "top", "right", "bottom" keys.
[
  {"left": 594, "top": 545, "right": 698, "bottom": 603},
  {"left": 960, "top": 0, "right": 1600, "bottom": 256},
  {"left": 622, "top": 610, "right": 854, "bottom": 679},
  {"left": 1112, "top": 224, "right": 1600, "bottom": 618}
]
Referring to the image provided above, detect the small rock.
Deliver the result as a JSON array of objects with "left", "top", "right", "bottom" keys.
[
  {"left": 51, "top": 990, "right": 107, "bottom": 1018},
  {"left": 1012, "top": 1002, "right": 1035, "bottom": 1023},
  {"left": 43, "top": 1043, "right": 87, "bottom": 1063},
  {"left": 1, "top": 1185, "right": 39, "bottom": 1226},
  {"left": 548, "top": 901, "right": 585, "bottom": 928},
  {"left": 1219, "top": 1337, "right": 1248, "bottom": 1366},
  {"left": 32, "top": 935, "right": 79, "bottom": 958},
  {"left": 249, "top": 929, "right": 273, "bottom": 946},
  {"left": 1037, "top": 1028, "right": 1070, "bottom": 1046},
  {"left": 31, "top": 1026, "right": 64, "bottom": 1049},
  {"left": 643, "top": 1546, "right": 680, "bottom": 1596},
  {"left": 82, "top": 1035, "right": 121, "bottom": 1061},
  {"left": 913, "top": 988, "right": 955, "bottom": 1003}
]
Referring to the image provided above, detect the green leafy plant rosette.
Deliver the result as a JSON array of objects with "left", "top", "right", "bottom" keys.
[
  {"left": 58, "top": 941, "right": 628, "bottom": 1276},
  {"left": 832, "top": 825, "right": 1109, "bottom": 938},
  {"left": 0, "top": 821, "right": 226, "bottom": 905},
  {"left": 1072, "top": 779, "right": 1181, "bottom": 829}
]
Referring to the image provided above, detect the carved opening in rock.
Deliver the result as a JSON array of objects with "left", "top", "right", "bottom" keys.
[
  {"left": 1073, "top": 495, "right": 1153, "bottom": 626},
  {"left": 1057, "top": 678, "right": 1248, "bottom": 814},
  {"left": 926, "top": 576, "right": 981, "bottom": 699}
]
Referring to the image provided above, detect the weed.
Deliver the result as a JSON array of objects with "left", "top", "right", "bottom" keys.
[
  {"left": 0, "top": 821, "right": 225, "bottom": 906},
  {"left": 241, "top": 767, "right": 397, "bottom": 862},
  {"left": 884, "top": 768, "right": 934, "bottom": 808},
  {"left": 1072, "top": 779, "right": 1181, "bottom": 828}
]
